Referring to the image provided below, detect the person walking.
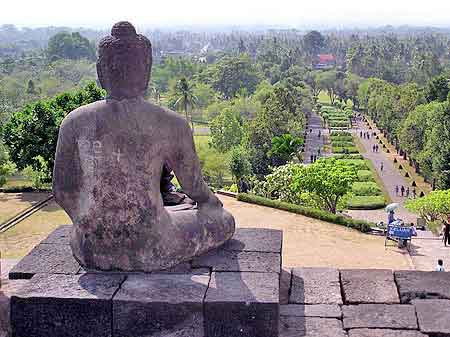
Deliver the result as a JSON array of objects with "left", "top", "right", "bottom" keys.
[
  {"left": 360, "top": 131, "right": 363, "bottom": 138},
  {"left": 380, "top": 162, "right": 384, "bottom": 173},
  {"left": 376, "top": 144, "right": 379, "bottom": 152},
  {"left": 318, "top": 130, "right": 321, "bottom": 138},
  {"left": 318, "top": 148, "right": 321, "bottom": 156},
  {"left": 443, "top": 221, "right": 450, "bottom": 247},
  {"left": 406, "top": 187, "right": 410, "bottom": 198},
  {"left": 401, "top": 185, "right": 405, "bottom": 197},
  {"left": 310, "top": 154, "right": 314, "bottom": 163},
  {"left": 395, "top": 185, "right": 399, "bottom": 196},
  {"left": 413, "top": 188, "right": 416, "bottom": 199}
]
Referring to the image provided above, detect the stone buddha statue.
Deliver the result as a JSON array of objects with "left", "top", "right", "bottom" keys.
[{"left": 52, "top": 21, "right": 235, "bottom": 272}]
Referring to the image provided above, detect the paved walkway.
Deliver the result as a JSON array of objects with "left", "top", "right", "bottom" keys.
[
  {"left": 350, "top": 120, "right": 450, "bottom": 271},
  {"left": 303, "top": 112, "right": 327, "bottom": 164}
]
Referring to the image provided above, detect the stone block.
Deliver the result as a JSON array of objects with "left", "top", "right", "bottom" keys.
[
  {"left": 192, "top": 249, "right": 281, "bottom": 273},
  {"left": 113, "top": 273, "right": 210, "bottom": 337},
  {"left": 342, "top": 304, "right": 417, "bottom": 330},
  {"left": 414, "top": 299, "right": 450, "bottom": 336},
  {"left": 341, "top": 269, "right": 399, "bottom": 304},
  {"left": 204, "top": 271, "right": 279, "bottom": 337},
  {"left": 8, "top": 243, "right": 80, "bottom": 279},
  {"left": 11, "top": 273, "right": 125, "bottom": 337},
  {"left": 348, "top": 329, "right": 427, "bottom": 337},
  {"left": 0, "top": 279, "right": 29, "bottom": 337},
  {"left": 290, "top": 268, "right": 342, "bottom": 304},
  {"left": 279, "top": 317, "right": 347, "bottom": 337},
  {"left": 222, "top": 228, "right": 282, "bottom": 253},
  {"left": 395, "top": 270, "right": 450, "bottom": 303},
  {"left": 280, "top": 304, "right": 341, "bottom": 318},
  {"left": 39, "top": 224, "right": 73, "bottom": 244}
]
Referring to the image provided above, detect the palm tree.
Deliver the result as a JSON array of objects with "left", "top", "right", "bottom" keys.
[{"left": 174, "top": 78, "right": 198, "bottom": 132}]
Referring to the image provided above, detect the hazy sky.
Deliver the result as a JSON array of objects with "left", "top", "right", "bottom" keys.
[{"left": 3, "top": 0, "right": 450, "bottom": 29}]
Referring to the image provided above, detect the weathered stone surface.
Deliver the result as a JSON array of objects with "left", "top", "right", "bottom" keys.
[
  {"left": 205, "top": 271, "right": 279, "bottom": 337},
  {"left": 192, "top": 249, "right": 281, "bottom": 273},
  {"left": 280, "top": 304, "right": 342, "bottom": 318},
  {"left": 280, "top": 268, "right": 291, "bottom": 304},
  {"left": 52, "top": 21, "right": 235, "bottom": 272},
  {"left": 279, "top": 317, "right": 346, "bottom": 337},
  {"left": 395, "top": 270, "right": 450, "bottom": 303},
  {"left": 290, "top": 268, "right": 342, "bottom": 304},
  {"left": 0, "top": 279, "right": 29, "bottom": 337},
  {"left": 342, "top": 304, "right": 417, "bottom": 330},
  {"left": 348, "top": 329, "right": 427, "bottom": 337},
  {"left": 40, "top": 224, "right": 72, "bottom": 244},
  {"left": 113, "top": 274, "right": 209, "bottom": 337},
  {"left": 222, "top": 228, "right": 282, "bottom": 253},
  {"left": 8, "top": 243, "right": 80, "bottom": 279},
  {"left": 414, "top": 299, "right": 450, "bottom": 336},
  {"left": 341, "top": 269, "right": 399, "bottom": 304},
  {"left": 11, "top": 273, "right": 124, "bottom": 337}
]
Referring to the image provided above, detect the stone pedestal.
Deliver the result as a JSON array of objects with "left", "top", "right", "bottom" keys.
[{"left": 9, "top": 226, "right": 282, "bottom": 337}]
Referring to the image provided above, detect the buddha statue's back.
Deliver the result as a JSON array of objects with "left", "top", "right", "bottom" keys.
[{"left": 53, "top": 22, "right": 235, "bottom": 272}]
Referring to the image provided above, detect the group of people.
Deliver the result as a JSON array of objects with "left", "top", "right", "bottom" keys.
[
  {"left": 372, "top": 144, "right": 380, "bottom": 152},
  {"left": 310, "top": 149, "right": 321, "bottom": 163},
  {"left": 395, "top": 185, "right": 416, "bottom": 199},
  {"left": 360, "top": 131, "right": 372, "bottom": 139}
]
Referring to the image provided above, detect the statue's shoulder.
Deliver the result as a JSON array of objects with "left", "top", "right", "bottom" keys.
[
  {"left": 61, "top": 100, "right": 107, "bottom": 127},
  {"left": 142, "top": 101, "right": 190, "bottom": 130}
]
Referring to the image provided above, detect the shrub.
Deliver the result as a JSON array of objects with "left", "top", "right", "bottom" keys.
[
  {"left": 330, "top": 135, "right": 353, "bottom": 142},
  {"left": 352, "top": 182, "right": 382, "bottom": 196},
  {"left": 237, "top": 193, "right": 373, "bottom": 232},
  {"left": 332, "top": 146, "right": 359, "bottom": 154},
  {"left": 357, "top": 170, "right": 375, "bottom": 182},
  {"left": 333, "top": 154, "right": 364, "bottom": 160},
  {"left": 23, "top": 155, "right": 52, "bottom": 190},
  {"left": 337, "top": 159, "right": 368, "bottom": 169},
  {"left": 331, "top": 131, "right": 352, "bottom": 136},
  {"left": 347, "top": 195, "right": 386, "bottom": 209}
]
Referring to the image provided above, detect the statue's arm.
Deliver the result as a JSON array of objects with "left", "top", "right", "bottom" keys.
[
  {"left": 53, "top": 117, "right": 78, "bottom": 215},
  {"left": 170, "top": 124, "right": 221, "bottom": 207}
]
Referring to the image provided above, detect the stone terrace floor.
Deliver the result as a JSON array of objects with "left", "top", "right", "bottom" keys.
[{"left": 280, "top": 267, "right": 450, "bottom": 337}]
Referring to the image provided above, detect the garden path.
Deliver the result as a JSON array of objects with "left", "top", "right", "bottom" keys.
[
  {"left": 303, "top": 111, "right": 327, "bottom": 163},
  {"left": 350, "top": 119, "right": 450, "bottom": 271}
]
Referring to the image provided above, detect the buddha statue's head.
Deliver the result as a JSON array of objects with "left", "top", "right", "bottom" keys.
[{"left": 97, "top": 21, "right": 152, "bottom": 100}]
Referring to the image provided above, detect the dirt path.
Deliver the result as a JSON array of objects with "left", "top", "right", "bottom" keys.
[{"left": 350, "top": 120, "right": 449, "bottom": 271}]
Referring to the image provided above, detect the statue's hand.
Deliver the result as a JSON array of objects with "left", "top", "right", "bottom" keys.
[{"left": 198, "top": 194, "right": 222, "bottom": 214}]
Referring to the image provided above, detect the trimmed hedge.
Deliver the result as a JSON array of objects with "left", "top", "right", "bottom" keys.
[
  {"left": 347, "top": 195, "right": 386, "bottom": 210},
  {"left": 352, "top": 181, "right": 383, "bottom": 196},
  {"left": 357, "top": 170, "right": 375, "bottom": 182},
  {"left": 237, "top": 193, "right": 373, "bottom": 233},
  {"left": 332, "top": 146, "right": 359, "bottom": 154},
  {"left": 337, "top": 159, "right": 368, "bottom": 169},
  {"left": 331, "top": 131, "right": 352, "bottom": 136},
  {"left": 330, "top": 135, "right": 353, "bottom": 142},
  {"left": 333, "top": 154, "right": 364, "bottom": 160}
]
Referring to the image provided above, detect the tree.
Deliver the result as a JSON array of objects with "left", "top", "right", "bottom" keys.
[
  {"left": 47, "top": 32, "right": 95, "bottom": 61},
  {"left": 209, "top": 108, "right": 243, "bottom": 152},
  {"left": 229, "top": 147, "right": 252, "bottom": 186},
  {"left": 173, "top": 78, "right": 197, "bottom": 131},
  {"left": 0, "top": 141, "right": 16, "bottom": 187},
  {"left": 405, "top": 190, "right": 450, "bottom": 223},
  {"left": 3, "top": 82, "right": 105, "bottom": 173},
  {"left": 425, "top": 75, "right": 450, "bottom": 102},
  {"left": 206, "top": 54, "right": 261, "bottom": 99},
  {"left": 303, "top": 31, "right": 325, "bottom": 60},
  {"left": 317, "top": 70, "right": 339, "bottom": 105},
  {"left": 292, "top": 158, "right": 357, "bottom": 213},
  {"left": 268, "top": 134, "right": 303, "bottom": 166}
]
